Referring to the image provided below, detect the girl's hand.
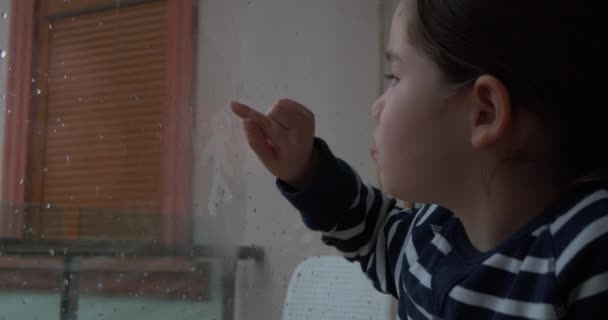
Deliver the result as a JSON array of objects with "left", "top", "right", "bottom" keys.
[{"left": 230, "top": 99, "right": 319, "bottom": 189}]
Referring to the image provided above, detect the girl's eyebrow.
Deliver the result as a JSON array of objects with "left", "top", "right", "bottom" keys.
[{"left": 385, "top": 49, "right": 401, "bottom": 62}]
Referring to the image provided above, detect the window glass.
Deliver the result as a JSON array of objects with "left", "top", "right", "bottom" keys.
[{"left": 0, "top": 1, "right": 392, "bottom": 319}]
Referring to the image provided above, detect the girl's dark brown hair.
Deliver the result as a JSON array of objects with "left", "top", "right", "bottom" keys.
[{"left": 406, "top": 0, "right": 608, "bottom": 186}]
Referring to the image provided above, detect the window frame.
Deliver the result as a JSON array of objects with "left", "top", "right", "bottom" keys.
[{"left": 1, "top": 0, "right": 195, "bottom": 246}]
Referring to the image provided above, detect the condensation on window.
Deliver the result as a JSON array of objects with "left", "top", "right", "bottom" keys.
[{"left": 0, "top": 0, "right": 395, "bottom": 319}]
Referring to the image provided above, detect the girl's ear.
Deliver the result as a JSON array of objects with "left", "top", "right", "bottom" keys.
[{"left": 470, "top": 75, "right": 512, "bottom": 149}]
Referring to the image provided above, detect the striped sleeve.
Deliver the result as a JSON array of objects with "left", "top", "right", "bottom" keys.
[
  {"left": 320, "top": 171, "right": 416, "bottom": 298},
  {"left": 550, "top": 191, "right": 608, "bottom": 318},
  {"left": 277, "top": 137, "right": 418, "bottom": 298}
]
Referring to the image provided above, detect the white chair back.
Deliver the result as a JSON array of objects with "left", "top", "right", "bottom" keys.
[{"left": 282, "top": 256, "right": 392, "bottom": 320}]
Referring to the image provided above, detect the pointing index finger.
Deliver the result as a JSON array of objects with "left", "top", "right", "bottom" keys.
[{"left": 230, "top": 101, "right": 273, "bottom": 130}]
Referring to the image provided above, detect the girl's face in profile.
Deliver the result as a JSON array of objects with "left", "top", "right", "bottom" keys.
[{"left": 371, "top": 0, "right": 472, "bottom": 202}]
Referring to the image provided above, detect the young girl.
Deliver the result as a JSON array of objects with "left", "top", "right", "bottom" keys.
[{"left": 231, "top": 0, "right": 608, "bottom": 319}]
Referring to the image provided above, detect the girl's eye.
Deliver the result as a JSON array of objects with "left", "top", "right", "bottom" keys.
[{"left": 384, "top": 74, "right": 400, "bottom": 86}]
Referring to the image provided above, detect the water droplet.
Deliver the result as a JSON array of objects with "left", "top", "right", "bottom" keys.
[
  {"left": 0, "top": 50, "right": 6, "bottom": 59},
  {"left": 66, "top": 155, "right": 70, "bottom": 165},
  {"left": 46, "top": 203, "right": 51, "bottom": 209},
  {"left": 2, "top": 12, "right": 7, "bottom": 19},
  {"left": 48, "top": 24, "right": 52, "bottom": 30},
  {"left": 36, "top": 88, "right": 42, "bottom": 95},
  {"left": 57, "top": 118, "right": 60, "bottom": 122},
  {"left": 49, "top": 249, "right": 55, "bottom": 256},
  {"left": 19, "top": 178, "right": 23, "bottom": 185},
  {"left": 97, "top": 282, "right": 103, "bottom": 289},
  {"left": 61, "top": 123, "right": 65, "bottom": 127},
  {"left": 43, "top": 167, "right": 48, "bottom": 173},
  {"left": 63, "top": 279, "right": 69, "bottom": 286}
]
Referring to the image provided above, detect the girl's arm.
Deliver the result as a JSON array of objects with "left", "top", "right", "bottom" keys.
[{"left": 277, "top": 137, "right": 420, "bottom": 298}]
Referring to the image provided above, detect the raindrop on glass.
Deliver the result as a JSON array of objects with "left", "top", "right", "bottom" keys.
[
  {"left": 0, "top": 50, "right": 6, "bottom": 59},
  {"left": 46, "top": 203, "right": 51, "bottom": 209},
  {"left": 49, "top": 249, "right": 55, "bottom": 256},
  {"left": 36, "top": 88, "right": 42, "bottom": 95},
  {"left": 63, "top": 279, "right": 69, "bottom": 286},
  {"left": 1, "top": 12, "right": 7, "bottom": 19}
]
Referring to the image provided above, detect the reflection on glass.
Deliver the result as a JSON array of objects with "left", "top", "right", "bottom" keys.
[
  {"left": 0, "top": 256, "right": 62, "bottom": 320},
  {"left": 1, "top": 0, "right": 387, "bottom": 319}
]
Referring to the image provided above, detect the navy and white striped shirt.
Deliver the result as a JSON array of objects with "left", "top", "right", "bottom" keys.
[{"left": 277, "top": 138, "right": 608, "bottom": 320}]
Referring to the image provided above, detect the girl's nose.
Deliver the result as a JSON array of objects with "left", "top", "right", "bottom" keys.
[{"left": 371, "top": 95, "right": 384, "bottom": 121}]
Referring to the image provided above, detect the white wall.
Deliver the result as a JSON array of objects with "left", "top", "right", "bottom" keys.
[
  {"left": 0, "top": 0, "right": 10, "bottom": 183},
  {"left": 192, "top": 0, "right": 388, "bottom": 319}
]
